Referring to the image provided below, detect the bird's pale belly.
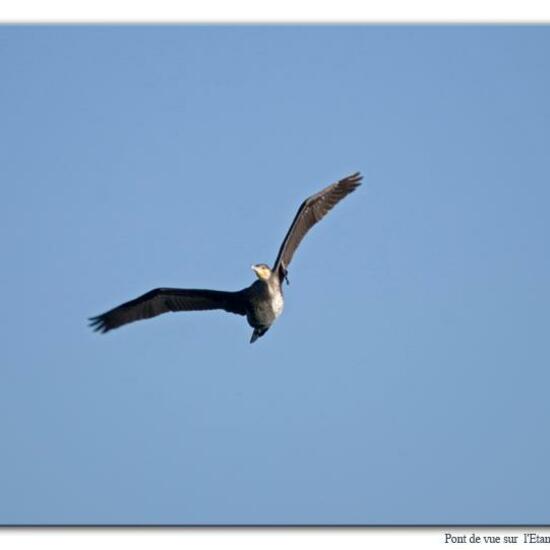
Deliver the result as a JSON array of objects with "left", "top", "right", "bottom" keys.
[
  {"left": 246, "top": 280, "right": 284, "bottom": 329},
  {"left": 271, "top": 291, "right": 284, "bottom": 318}
]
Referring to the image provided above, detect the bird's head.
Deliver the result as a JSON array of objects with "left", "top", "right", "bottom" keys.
[{"left": 251, "top": 263, "right": 272, "bottom": 281}]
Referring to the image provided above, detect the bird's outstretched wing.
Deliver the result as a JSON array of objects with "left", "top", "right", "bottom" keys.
[
  {"left": 89, "top": 288, "right": 248, "bottom": 333},
  {"left": 272, "top": 172, "right": 362, "bottom": 279}
]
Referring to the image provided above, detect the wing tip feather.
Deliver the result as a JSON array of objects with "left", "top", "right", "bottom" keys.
[
  {"left": 341, "top": 171, "right": 363, "bottom": 188},
  {"left": 88, "top": 315, "right": 110, "bottom": 334}
]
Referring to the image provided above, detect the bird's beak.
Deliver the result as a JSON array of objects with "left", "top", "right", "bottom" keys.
[{"left": 251, "top": 265, "right": 257, "bottom": 272}]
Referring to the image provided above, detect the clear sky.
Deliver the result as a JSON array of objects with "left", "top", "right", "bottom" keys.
[{"left": 1, "top": 25, "right": 549, "bottom": 525}]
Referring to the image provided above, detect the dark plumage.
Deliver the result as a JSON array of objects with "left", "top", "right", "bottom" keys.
[
  {"left": 89, "top": 288, "right": 247, "bottom": 333},
  {"left": 89, "top": 172, "right": 362, "bottom": 343}
]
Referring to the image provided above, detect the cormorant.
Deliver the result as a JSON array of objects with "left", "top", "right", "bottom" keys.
[{"left": 89, "top": 172, "right": 362, "bottom": 343}]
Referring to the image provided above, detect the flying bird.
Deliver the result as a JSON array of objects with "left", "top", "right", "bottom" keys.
[{"left": 89, "top": 172, "right": 362, "bottom": 343}]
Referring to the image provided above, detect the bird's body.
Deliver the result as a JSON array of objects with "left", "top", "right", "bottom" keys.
[
  {"left": 90, "top": 172, "right": 362, "bottom": 343},
  {"left": 245, "top": 274, "right": 284, "bottom": 343}
]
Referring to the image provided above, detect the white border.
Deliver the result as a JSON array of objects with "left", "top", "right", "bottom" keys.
[
  {"left": 1, "top": 0, "right": 550, "bottom": 23},
  {"left": 2, "top": 527, "right": 550, "bottom": 550}
]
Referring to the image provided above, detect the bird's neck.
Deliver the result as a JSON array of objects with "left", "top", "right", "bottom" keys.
[{"left": 267, "top": 273, "right": 283, "bottom": 294}]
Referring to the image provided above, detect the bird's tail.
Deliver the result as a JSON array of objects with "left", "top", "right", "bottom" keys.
[{"left": 250, "top": 328, "right": 268, "bottom": 344}]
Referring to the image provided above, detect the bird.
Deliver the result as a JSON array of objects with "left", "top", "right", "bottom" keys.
[{"left": 89, "top": 172, "right": 362, "bottom": 343}]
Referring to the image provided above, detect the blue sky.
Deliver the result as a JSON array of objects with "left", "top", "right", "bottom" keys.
[{"left": 0, "top": 25, "right": 549, "bottom": 525}]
